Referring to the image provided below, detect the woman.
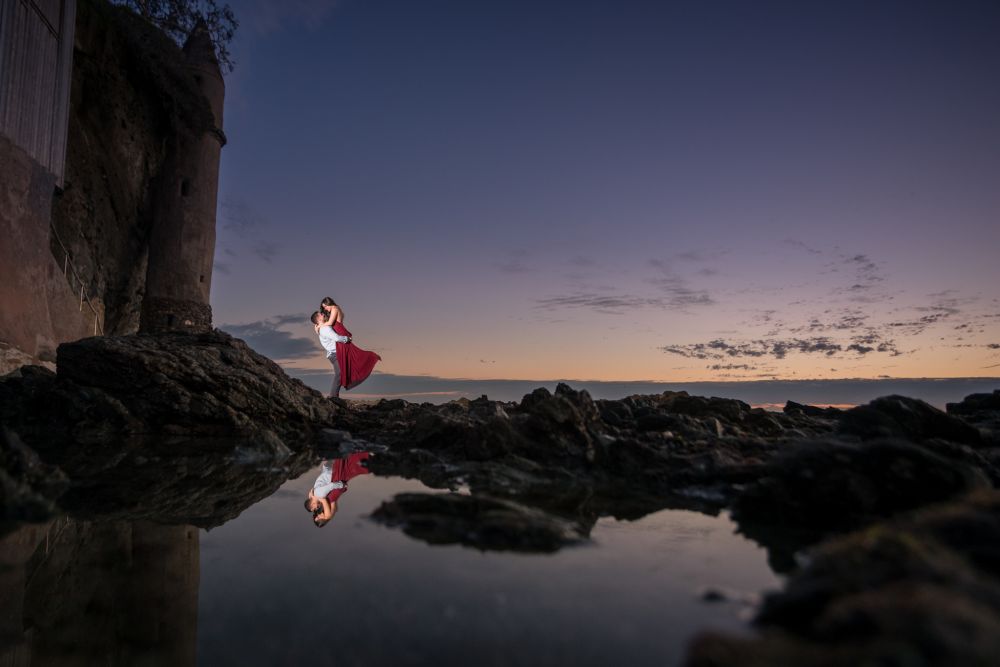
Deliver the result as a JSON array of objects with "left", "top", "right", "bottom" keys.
[
  {"left": 305, "top": 452, "right": 373, "bottom": 527},
  {"left": 318, "top": 296, "right": 381, "bottom": 391}
]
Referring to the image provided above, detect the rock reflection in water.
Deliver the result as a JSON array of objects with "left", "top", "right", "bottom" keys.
[{"left": 0, "top": 520, "right": 198, "bottom": 666}]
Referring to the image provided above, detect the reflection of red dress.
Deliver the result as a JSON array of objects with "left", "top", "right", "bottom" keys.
[
  {"left": 332, "top": 321, "right": 381, "bottom": 390},
  {"left": 325, "top": 452, "right": 372, "bottom": 503}
]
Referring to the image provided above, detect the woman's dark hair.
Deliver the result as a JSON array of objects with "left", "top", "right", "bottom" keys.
[{"left": 321, "top": 296, "right": 338, "bottom": 309}]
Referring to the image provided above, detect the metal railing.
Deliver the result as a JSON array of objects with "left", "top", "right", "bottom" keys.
[{"left": 49, "top": 224, "right": 105, "bottom": 336}]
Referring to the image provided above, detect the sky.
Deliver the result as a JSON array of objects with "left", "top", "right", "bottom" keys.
[{"left": 209, "top": 0, "right": 1000, "bottom": 387}]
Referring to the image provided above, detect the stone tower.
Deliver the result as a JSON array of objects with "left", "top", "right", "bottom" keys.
[{"left": 140, "top": 21, "right": 226, "bottom": 333}]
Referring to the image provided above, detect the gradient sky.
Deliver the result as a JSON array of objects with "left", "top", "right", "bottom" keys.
[{"left": 210, "top": 0, "right": 1000, "bottom": 383}]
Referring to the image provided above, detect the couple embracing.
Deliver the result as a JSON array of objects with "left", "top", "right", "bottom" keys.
[{"left": 310, "top": 296, "right": 381, "bottom": 398}]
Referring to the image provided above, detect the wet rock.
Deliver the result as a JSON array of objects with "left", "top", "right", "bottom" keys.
[
  {"left": 59, "top": 439, "right": 316, "bottom": 528},
  {"left": 1, "top": 428, "right": 69, "bottom": 528},
  {"left": 732, "top": 438, "right": 992, "bottom": 555},
  {"left": 687, "top": 491, "right": 1000, "bottom": 667},
  {"left": 370, "top": 491, "right": 590, "bottom": 552},
  {"left": 839, "top": 395, "right": 982, "bottom": 446}
]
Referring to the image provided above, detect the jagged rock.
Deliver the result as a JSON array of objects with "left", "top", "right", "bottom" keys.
[
  {"left": 687, "top": 491, "right": 1000, "bottom": 667},
  {"left": 0, "top": 330, "right": 338, "bottom": 450},
  {"left": 839, "top": 395, "right": 982, "bottom": 446},
  {"left": 370, "top": 491, "right": 590, "bottom": 552}
]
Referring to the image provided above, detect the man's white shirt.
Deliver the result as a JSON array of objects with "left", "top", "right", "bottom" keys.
[{"left": 318, "top": 325, "right": 350, "bottom": 357}]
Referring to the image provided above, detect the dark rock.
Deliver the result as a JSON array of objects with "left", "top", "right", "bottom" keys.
[
  {"left": 732, "top": 438, "right": 992, "bottom": 556},
  {"left": 783, "top": 401, "right": 842, "bottom": 418},
  {"left": 839, "top": 395, "right": 982, "bottom": 446},
  {"left": 687, "top": 491, "right": 1000, "bottom": 667},
  {"left": 1, "top": 428, "right": 69, "bottom": 528},
  {"left": 948, "top": 390, "right": 1000, "bottom": 415},
  {"left": 59, "top": 438, "right": 315, "bottom": 528},
  {"left": 370, "top": 491, "right": 590, "bottom": 552},
  {"left": 1, "top": 330, "right": 337, "bottom": 450}
]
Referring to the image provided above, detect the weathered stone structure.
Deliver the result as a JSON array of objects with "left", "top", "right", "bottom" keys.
[{"left": 140, "top": 22, "right": 225, "bottom": 333}]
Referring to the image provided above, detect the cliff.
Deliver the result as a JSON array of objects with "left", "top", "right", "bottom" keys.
[{"left": 50, "top": 0, "right": 214, "bottom": 336}]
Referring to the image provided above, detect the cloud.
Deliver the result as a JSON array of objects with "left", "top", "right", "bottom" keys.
[
  {"left": 213, "top": 261, "right": 231, "bottom": 275},
  {"left": 645, "top": 260, "right": 716, "bottom": 308},
  {"left": 219, "top": 315, "right": 319, "bottom": 361},
  {"left": 781, "top": 239, "right": 822, "bottom": 255},
  {"left": 252, "top": 241, "right": 280, "bottom": 263},
  {"left": 496, "top": 260, "right": 531, "bottom": 274},
  {"left": 569, "top": 256, "right": 597, "bottom": 268},
  {"left": 495, "top": 248, "right": 533, "bottom": 274},
  {"left": 536, "top": 293, "right": 667, "bottom": 315},
  {"left": 221, "top": 197, "right": 267, "bottom": 235},
  {"left": 661, "top": 333, "right": 900, "bottom": 361}
]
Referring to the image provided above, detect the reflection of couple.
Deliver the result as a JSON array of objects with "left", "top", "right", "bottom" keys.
[
  {"left": 305, "top": 452, "right": 372, "bottom": 527},
  {"left": 310, "top": 296, "right": 381, "bottom": 399}
]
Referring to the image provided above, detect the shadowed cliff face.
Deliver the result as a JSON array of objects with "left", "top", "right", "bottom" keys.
[{"left": 50, "top": 0, "right": 214, "bottom": 335}]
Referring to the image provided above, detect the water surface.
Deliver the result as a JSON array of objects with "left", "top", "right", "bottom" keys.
[{"left": 196, "top": 465, "right": 780, "bottom": 666}]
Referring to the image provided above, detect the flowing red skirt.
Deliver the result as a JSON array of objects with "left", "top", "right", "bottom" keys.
[
  {"left": 324, "top": 452, "right": 372, "bottom": 502},
  {"left": 333, "top": 321, "right": 381, "bottom": 390}
]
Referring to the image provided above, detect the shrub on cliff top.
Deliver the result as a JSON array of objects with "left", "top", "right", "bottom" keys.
[{"left": 110, "top": 0, "right": 238, "bottom": 72}]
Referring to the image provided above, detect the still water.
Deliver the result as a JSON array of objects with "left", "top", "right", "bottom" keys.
[{"left": 195, "top": 463, "right": 780, "bottom": 666}]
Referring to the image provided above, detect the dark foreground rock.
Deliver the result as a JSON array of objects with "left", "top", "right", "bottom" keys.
[
  {"left": 686, "top": 490, "right": 1000, "bottom": 667},
  {"left": 732, "top": 437, "right": 995, "bottom": 570}
]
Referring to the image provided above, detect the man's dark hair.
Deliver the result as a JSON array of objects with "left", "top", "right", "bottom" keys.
[
  {"left": 304, "top": 498, "right": 312, "bottom": 512},
  {"left": 310, "top": 311, "right": 322, "bottom": 325}
]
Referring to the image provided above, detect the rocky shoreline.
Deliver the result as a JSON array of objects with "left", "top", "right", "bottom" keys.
[{"left": 2, "top": 330, "right": 999, "bottom": 664}]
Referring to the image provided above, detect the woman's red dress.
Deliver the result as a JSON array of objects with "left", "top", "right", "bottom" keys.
[{"left": 332, "top": 321, "right": 381, "bottom": 390}]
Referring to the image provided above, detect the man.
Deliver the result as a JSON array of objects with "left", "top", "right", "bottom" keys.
[
  {"left": 305, "top": 453, "right": 373, "bottom": 527},
  {"left": 311, "top": 310, "right": 351, "bottom": 398}
]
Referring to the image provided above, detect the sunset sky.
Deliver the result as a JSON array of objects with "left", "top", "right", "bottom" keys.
[{"left": 210, "top": 0, "right": 1000, "bottom": 386}]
